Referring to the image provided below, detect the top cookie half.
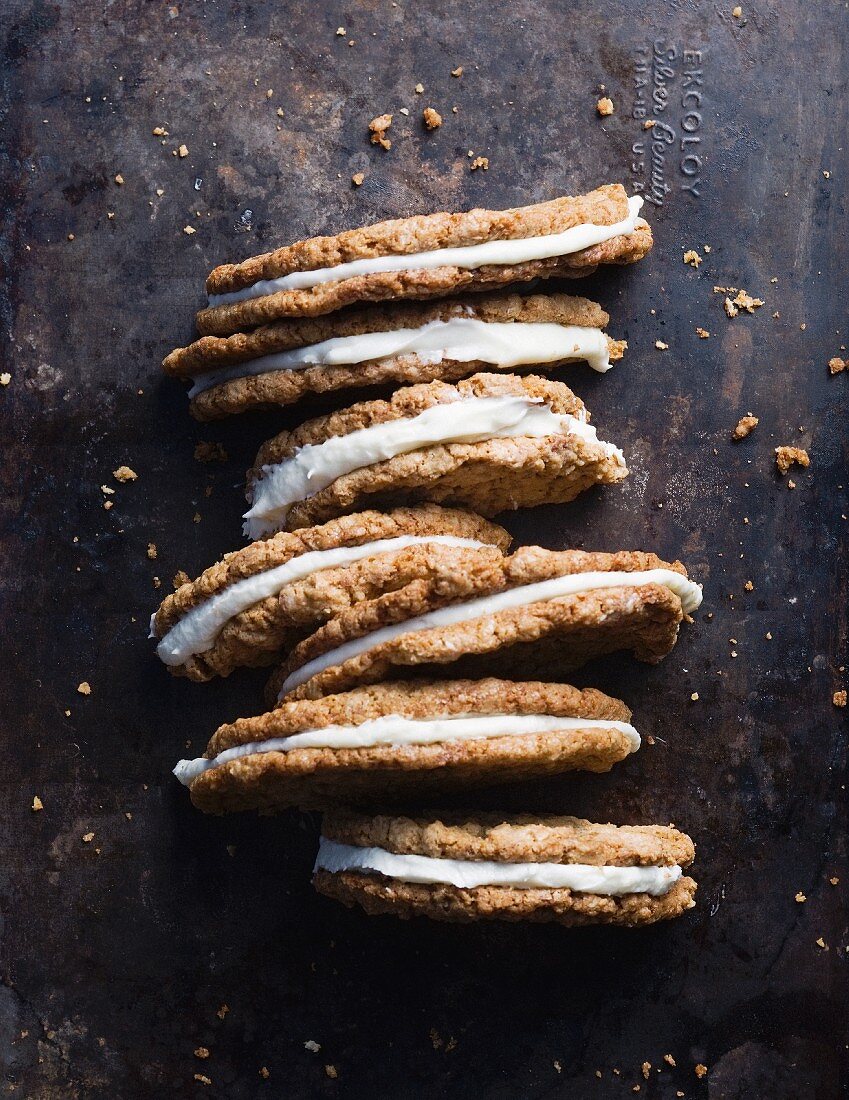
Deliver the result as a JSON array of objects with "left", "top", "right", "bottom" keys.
[{"left": 195, "top": 184, "right": 652, "bottom": 335}]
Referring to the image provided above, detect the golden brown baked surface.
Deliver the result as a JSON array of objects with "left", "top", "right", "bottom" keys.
[
  {"left": 313, "top": 871, "right": 697, "bottom": 926},
  {"left": 163, "top": 292, "right": 625, "bottom": 421},
  {"left": 152, "top": 506, "right": 509, "bottom": 681},
  {"left": 314, "top": 809, "right": 696, "bottom": 926},
  {"left": 195, "top": 185, "right": 652, "bottom": 333},
  {"left": 246, "top": 373, "right": 627, "bottom": 531},
  {"left": 270, "top": 546, "right": 691, "bottom": 702},
  {"left": 185, "top": 679, "right": 636, "bottom": 813}
]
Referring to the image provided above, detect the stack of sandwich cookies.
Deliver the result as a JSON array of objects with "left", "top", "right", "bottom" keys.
[
  {"left": 244, "top": 373, "right": 627, "bottom": 537},
  {"left": 163, "top": 292, "right": 626, "bottom": 420},
  {"left": 270, "top": 547, "right": 703, "bottom": 702},
  {"left": 313, "top": 810, "right": 697, "bottom": 926},
  {"left": 152, "top": 506, "right": 509, "bottom": 681},
  {"left": 194, "top": 184, "right": 651, "bottom": 335},
  {"left": 157, "top": 178, "right": 701, "bottom": 928},
  {"left": 173, "top": 679, "right": 641, "bottom": 812}
]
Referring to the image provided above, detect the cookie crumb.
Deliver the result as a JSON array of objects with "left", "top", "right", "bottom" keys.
[
  {"left": 178, "top": 144, "right": 189, "bottom": 157},
  {"left": 775, "top": 445, "right": 810, "bottom": 475},
  {"left": 643, "top": 119, "right": 656, "bottom": 129},
  {"left": 833, "top": 690, "right": 847, "bottom": 707},
  {"left": 724, "top": 288, "right": 764, "bottom": 317},
  {"left": 183, "top": 225, "right": 197, "bottom": 235},
  {"left": 553, "top": 1060, "right": 561, "bottom": 1073},
  {"left": 414, "top": 82, "right": 424, "bottom": 94},
  {"left": 114, "top": 173, "right": 124, "bottom": 185},
  {"left": 641, "top": 1062, "right": 651, "bottom": 1079},
  {"left": 744, "top": 580, "right": 754, "bottom": 591},
  {"left": 695, "top": 1064, "right": 708, "bottom": 1079},
  {"left": 0, "top": 372, "right": 10, "bottom": 385},
  {"left": 216, "top": 1004, "right": 229, "bottom": 1019},
  {"left": 451, "top": 66, "right": 463, "bottom": 77},
  {"left": 113, "top": 465, "right": 137, "bottom": 482},
  {"left": 596, "top": 96, "right": 614, "bottom": 116},
  {"left": 259, "top": 1066, "right": 270, "bottom": 1079},
  {"left": 732, "top": 5, "right": 742, "bottom": 15},
  {"left": 696, "top": 327, "right": 710, "bottom": 338},
  {"left": 32, "top": 795, "right": 43, "bottom": 812},
  {"left": 690, "top": 692, "right": 699, "bottom": 701},
  {"left": 325, "top": 1064, "right": 338, "bottom": 1079},
  {"left": 194, "top": 1047, "right": 210, "bottom": 1059},
  {"left": 663, "top": 1054, "right": 677, "bottom": 1067},
  {"left": 369, "top": 113, "right": 392, "bottom": 149},
  {"left": 194, "top": 441, "right": 228, "bottom": 463},
  {"left": 828, "top": 356, "right": 846, "bottom": 374},
  {"left": 193, "top": 1075, "right": 212, "bottom": 1086},
  {"left": 304, "top": 1040, "right": 321, "bottom": 1053},
  {"left": 351, "top": 172, "right": 365, "bottom": 187},
  {"left": 423, "top": 107, "right": 442, "bottom": 130},
  {"left": 816, "top": 937, "right": 827, "bottom": 949},
  {"left": 336, "top": 26, "right": 345, "bottom": 35},
  {"left": 795, "top": 891, "right": 806, "bottom": 903},
  {"left": 147, "top": 542, "right": 158, "bottom": 560},
  {"left": 655, "top": 340, "right": 669, "bottom": 351},
  {"left": 77, "top": 681, "right": 92, "bottom": 695},
  {"left": 683, "top": 249, "right": 703, "bottom": 268},
  {"left": 733, "top": 415, "right": 759, "bottom": 440},
  {"left": 830, "top": 876, "right": 839, "bottom": 885},
  {"left": 173, "top": 570, "right": 190, "bottom": 589},
  {"left": 470, "top": 156, "right": 489, "bottom": 171},
  {"left": 82, "top": 831, "right": 95, "bottom": 843}
]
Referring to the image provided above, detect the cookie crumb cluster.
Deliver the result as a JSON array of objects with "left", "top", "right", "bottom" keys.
[
  {"left": 368, "top": 113, "right": 392, "bottom": 150},
  {"left": 774, "top": 446, "right": 810, "bottom": 476}
]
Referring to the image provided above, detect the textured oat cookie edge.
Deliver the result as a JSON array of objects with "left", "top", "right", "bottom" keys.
[
  {"left": 313, "top": 871, "right": 697, "bottom": 925},
  {"left": 153, "top": 505, "right": 509, "bottom": 638},
  {"left": 274, "top": 582, "right": 683, "bottom": 702},
  {"left": 164, "top": 290, "right": 612, "bottom": 377},
  {"left": 276, "top": 546, "right": 689, "bottom": 678},
  {"left": 321, "top": 808, "right": 696, "bottom": 867},
  {"left": 207, "top": 678, "right": 633, "bottom": 754},
  {"left": 166, "top": 542, "right": 508, "bottom": 683},
  {"left": 206, "top": 185, "right": 633, "bottom": 293},
  {"left": 187, "top": 725, "right": 637, "bottom": 814},
  {"left": 279, "top": 429, "right": 626, "bottom": 531},
  {"left": 249, "top": 372, "right": 588, "bottom": 473},
  {"left": 187, "top": 336, "right": 625, "bottom": 421},
  {"left": 195, "top": 226, "right": 653, "bottom": 335}
]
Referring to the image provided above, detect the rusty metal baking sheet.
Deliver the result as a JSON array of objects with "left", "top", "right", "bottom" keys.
[{"left": 1, "top": 0, "right": 847, "bottom": 1096}]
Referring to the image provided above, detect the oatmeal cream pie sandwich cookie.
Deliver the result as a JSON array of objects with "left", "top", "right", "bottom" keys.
[
  {"left": 150, "top": 506, "right": 509, "bottom": 681},
  {"left": 164, "top": 292, "right": 626, "bottom": 421},
  {"left": 173, "top": 679, "right": 642, "bottom": 812},
  {"left": 313, "top": 809, "right": 697, "bottom": 926},
  {"left": 196, "top": 184, "right": 651, "bottom": 336},
  {"left": 243, "top": 373, "right": 627, "bottom": 538},
  {"left": 270, "top": 546, "right": 703, "bottom": 702}
]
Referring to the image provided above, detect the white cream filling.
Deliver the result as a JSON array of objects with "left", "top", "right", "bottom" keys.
[
  {"left": 278, "top": 568, "right": 703, "bottom": 698},
  {"left": 244, "top": 395, "right": 624, "bottom": 539},
  {"left": 208, "top": 196, "right": 645, "bottom": 306},
  {"left": 314, "top": 838, "right": 681, "bottom": 896},
  {"left": 152, "top": 534, "right": 491, "bottom": 666},
  {"left": 172, "top": 712, "right": 641, "bottom": 785},
  {"left": 188, "top": 320, "right": 613, "bottom": 397}
]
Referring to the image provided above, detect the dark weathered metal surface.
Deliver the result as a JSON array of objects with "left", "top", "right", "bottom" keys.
[{"left": 1, "top": 1, "right": 847, "bottom": 1096}]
